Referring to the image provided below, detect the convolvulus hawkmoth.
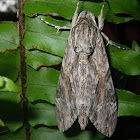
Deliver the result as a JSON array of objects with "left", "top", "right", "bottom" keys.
[{"left": 37, "top": 1, "right": 117, "bottom": 137}]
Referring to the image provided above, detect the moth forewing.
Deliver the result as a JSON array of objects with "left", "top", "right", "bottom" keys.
[{"left": 89, "top": 30, "right": 117, "bottom": 137}]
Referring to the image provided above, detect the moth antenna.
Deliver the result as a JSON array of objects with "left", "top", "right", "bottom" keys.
[
  {"left": 98, "top": 5, "right": 104, "bottom": 30},
  {"left": 72, "top": 0, "right": 80, "bottom": 27}
]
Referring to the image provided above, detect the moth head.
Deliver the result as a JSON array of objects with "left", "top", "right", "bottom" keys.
[
  {"left": 71, "top": 19, "right": 97, "bottom": 56},
  {"left": 74, "top": 46, "right": 94, "bottom": 55}
]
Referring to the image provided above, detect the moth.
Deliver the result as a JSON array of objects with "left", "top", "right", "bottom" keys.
[{"left": 37, "top": 1, "right": 117, "bottom": 137}]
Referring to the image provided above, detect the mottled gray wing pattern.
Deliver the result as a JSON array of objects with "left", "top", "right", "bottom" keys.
[
  {"left": 56, "top": 9, "right": 117, "bottom": 137},
  {"left": 89, "top": 31, "right": 117, "bottom": 137},
  {"left": 55, "top": 35, "right": 78, "bottom": 132}
]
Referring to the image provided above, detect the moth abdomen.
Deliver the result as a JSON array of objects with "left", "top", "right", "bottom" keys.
[
  {"left": 77, "top": 104, "right": 90, "bottom": 130},
  {"left": 78, "top": 116, "right": 88, "bottom": 130}
]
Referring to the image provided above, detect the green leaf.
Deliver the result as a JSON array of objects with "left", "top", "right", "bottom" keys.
[
  {"left": 28, "top": 102, "right": 56, "bottom": 127},
  {"left": 30, "top": 127, "right": 105, "bottom": 140},
  {"left": 105, "top": 11, "right": 133, "bottom": 24},
  {"left": 0, "top": 128, "right": 26, "bottom": 140},
  {"left": 23, "top": 0, "right": 104, "bottom": 19},
  {"left": 26, "top": 50, "right": 62, "bottom": 69},
  {"left": 23, "top": 0, "right": 135, "bottom": 25},
  {"left": 0, "top": 49, "right": 20, "bottom": 81},
  {"left": 23, "top": 16, "right": 69, "bottom": 57},
  {"left": 0, "top": 76, "right": 20, "bottom": 92},
  {"left": 26, "top": 66, "right": 59, "bottom": 104},
  {"left": 0, "top": 76, "right": 4, "bottom": 87},
  {"left": 108, "top": 43, "right": 140, "bottom": 76},
  {"left": 108, "top": 0, "right": 140, "bottom": 20},
  {"left": 0, "top": 21, "right": 19, "bottom": 52},
  {"left": 0, "top": 92, "right": 23, "bottom": 132},
  {"left": 24, "top": 0, "right": 77, "bottom": 20},
  {"left": 131, "top": 41, "right": 140, "bottom": 53},
  {"left": 117, "top": 89, "right": 140, "bottom": 117},
  {"left": 0, "top": 119, "right": 5, "bottom": 126}
]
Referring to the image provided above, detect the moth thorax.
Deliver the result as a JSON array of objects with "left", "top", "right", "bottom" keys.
[{"left": 79, "top": 54, "right": 88, "bottom": 60}]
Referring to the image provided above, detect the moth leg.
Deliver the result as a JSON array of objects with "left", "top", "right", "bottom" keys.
[
  {"left": 36, "top": 15, "right": 71, "bottom": 33},
  {"left": 101, "top": 32, "right": 126, "bottom": 49},
  {"left": 98, "top": 5, "right": 104, "bottom": 31},
  {"left": 72, "top": 0, "right": 79, "bottom": 27},
  {"left": 99, "top": 5, "right": 128, "bottom": 50}
]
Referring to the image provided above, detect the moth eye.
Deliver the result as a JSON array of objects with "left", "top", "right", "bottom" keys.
[
  {"left": 89, "top": 47, "right": 93, "bottom": 53},
  {"left": 87, "top": 47, "right": 93, "bottom": 54},
  {"left": 74, "top": 46, "right": 79, "bottom": 53}
]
